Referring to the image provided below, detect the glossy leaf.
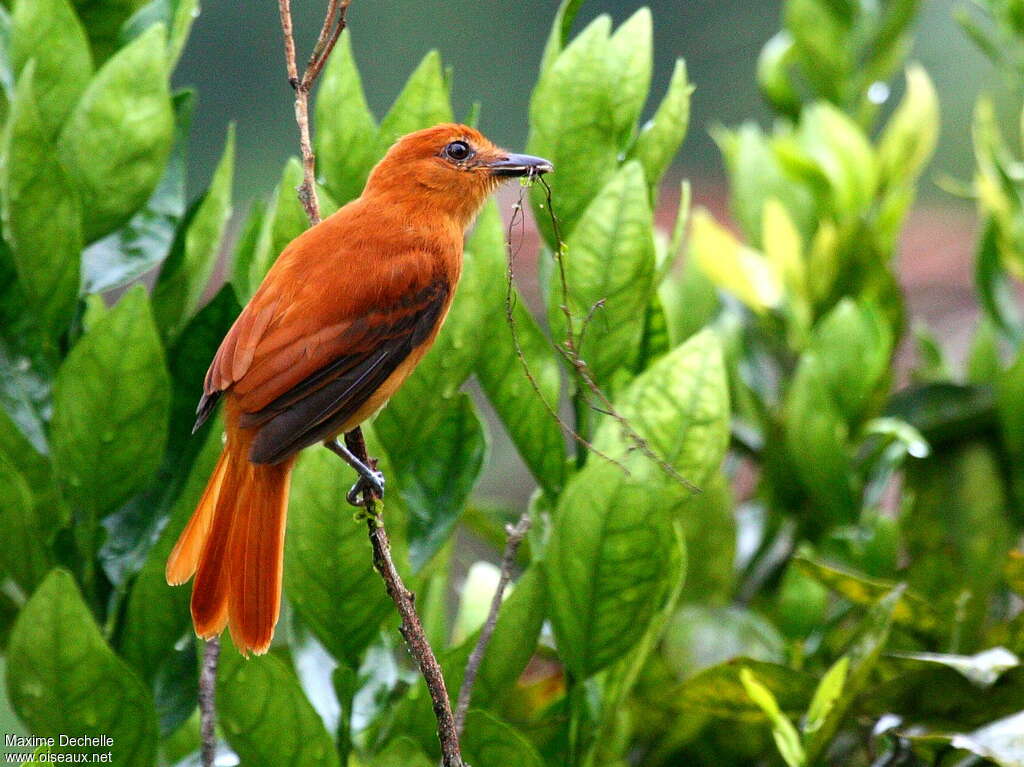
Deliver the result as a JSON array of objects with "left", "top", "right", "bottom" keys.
[
  {"left": 10, "top": 0, "right": 92, "bottom": 134},
  {"left": 528, "top": 15, "right": 619, "bottom": 243},
  {"left": 461, "top": 710, "right": 545, "bottom": 767},
  {"left": 81, "top": 90, "right": 193, "bottom": 295},
  {"left": 592, "top": 327, "right": 729, "bottom": 489},
  {"left": 285, "top": 446, "right": 393, "bottom": 666},
  {"left": 803, "top": 656, "right": 848, "bottom": 737},
  {"left": 472, "top": 202, "right": 566, "bottom": 495},
  {"left": 217, "top": 639, "right": 341, "bottom": 767},
  {"left": 803, "top": 587, "right": 902, "bottom": 761},
  {"left": 690, "top": 209, "right": 783, "bottom": 314},
  {"left": 72, "top": 0, "right": 148, "bottom": 62},
  {"left": 7, "top": 570, "right": 158, "bottom": 766},
  {"left": 878, "top": 64, "right": 939, "bottom": 185},
  {"left": 0, "top": 456, "right": 51, "bottom": 593},
  {"left": 376, "top": 50, "right": 453, "bottom": 152},
  {"left": 50, "top": 286, "right": 170, "bottom": 516},
  {"left": 545, "top": 456, "right": 683, "bottom": 678},
  {"left": 794, "top": 554, "right": 940, "bottom": 633},
  {"left": 605, "top": 8, "right": 653, "bottom": 146},
  {"left": 377, "top": 392, "right": 487, "bottom": 571},
  {"left": 628, "top": 58, "right": 692, "bottom": 199},
  {"left": 549, "top": 161, "right": 656, "bottom": 385},
  {"left": 316, "top": 31, "right": 379, "bottom": 204},
  {"left": 676, "top": 659, "right": 817, "bottom": 721},
  {"left": 60, "top": 24, "right": 174, "bottom": 242},
  {"left": 1, "top": 65, "right": 82, "bottom": 337},
  {"left": 740, "top": 668, "right": 805, "bottom": 767},
  {"left": 152, "top": 123, "right": 235, "bottom": 340},
  {"left": 889, "top": 648, "right": 1020, "bottom": 689},
  {"left": 794, "top": 103, "right": 878, "bottom": 215}
]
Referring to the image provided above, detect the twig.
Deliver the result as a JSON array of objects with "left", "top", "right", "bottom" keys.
[
  {"left": 274, "top": 4, "right": 465, "bottom": 766},
  {"left": 343, "top": 432, "right": 465, "bottom": 767},
  {"left": 199, "top": 637, "right": 220, "bottom": 767},
  {"left": 502, "top": 187, "right": 627, "bottom": 474},
  {"left": 454, "top": 512, "right": 532, "bottom": 736},
  {"left": 537, "top": 176, "right": 700, "bottom": 494}
]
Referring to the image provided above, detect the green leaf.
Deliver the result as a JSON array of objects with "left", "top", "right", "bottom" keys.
[
  {"left": 676, "top": 659, "right": 817, "bottom": 721},
  {"left": 740, "top": 668, "right": 805, "bottom": 767},
  {"left": 285, "top": 445, "right": 393, "bottom": 666},
  {"left": 10, "top": 0, "right": 92, "bottom": 134},
  {"left": 903, "top": 441, "right": 1015, "bottom": 642},
  {"left": 121, "top": 0, "right": 198, "bottom": 68},
  {"left": 528, "top": 15, "right": 619, "bottom": 243},
  {"left": 784, "top": 0, "right": 852, "bottom": 103},
  {"left": 1, "top": 64, "right": 82, "bottom": 338},
  {"left": 794, "top": 554, "right": 940, "bottom": 634},
  {"left": 217, "top": 639, "right": 341, "bottom": 767},
  {"left": 793, "top": 102, "right": 878, "bottom": 215},
  {"left": 809, "top": 298, "right": 892, "bottom": 419},
  {"left": 472, "top": 202, "right": 566, "bottom": 495},
  {"left": 975, "top": 220, "right": 1024, "bottom": 342},
  {"left": 878, "top": 64, "right": 939, "bottom": 185},
  {"left": 661, "top": 605, "right": 786, "bottom": 680},
  {"left": 690, "top": 209, "right": 783, "bottom": 314},
  {"left": 371, "top": 737, "right": 433, "bottom": 767},
  {"left": 81, "top": 89, "right": 193, "bottom": 294},
  {"left": 72, "top": 0, "right": 148, "bottom": 62},
  {"left": 997, "top": 346, "right": 1024, "bottom": 459},
  {"left": 803, "top": 587, "right": 902, "bottom": 761},
  {"left": 152, "top": 124, "right": 235, "bottom": 340},
  {"left": 550, "top": 161, "right": 657, "bottom": 385},
  {"left": 757, "top": 32, "right": 801, "bottom": 118},
  {"left": 592, "top": 327, "right": 729, "bottom": 488},
  {"left": 316, "top": 30, "right": 378, "bottom": 205},
  {"left": 60, "top": 23, "right": 173, "bottom": 242},
  {"left": 0, "top": 455, "right": 51, "bottom": 593},
  {"left": 51, "top": 286, "right": 170, "bottom": 516},
  {"left": 628, "top": 58, "right": 692, "bottom": 198},
  {"left": 463, "top": 565, "right": 548, "bottom": 707},
  {"left": 803, "top": 656, "right": 848, "bottom": 737},
  {"left": 376, "top": 50, "right": 453, "bottom": 152},
  {"left": 675, "top": 471, "right": 735, "bottom": 603},
  {"left": 538, "top": 0, "right": 586, "bottom": 75},
  {"left": 461, "top": 710, "right": 545, "bottom": 767},
  {"left": 784, "top": 354, "right": 857, "bottom": 526},
  {"left": 606, "top": 8, "right": 652, "bottom": 146},
  {"left": 118, "top": 421, "right": 222, "bottom": 681},
  {"left": 544, "top": 457, "right": 684, "bottom": 678},
  {"left": 377, "top": 392, "right": 487, "bottom": 571},
  {"left": 7, "top": 570, "right": 158, "bottom": 766}
]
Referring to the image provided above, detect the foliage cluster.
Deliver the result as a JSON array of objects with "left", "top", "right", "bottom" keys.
[{"left": 0, "top": 0, "right": 1022, "bottom": 765}]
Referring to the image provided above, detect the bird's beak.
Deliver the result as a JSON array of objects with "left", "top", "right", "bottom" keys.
[{"left": 487, "top": 153, "right": 554, "bottom": 178}]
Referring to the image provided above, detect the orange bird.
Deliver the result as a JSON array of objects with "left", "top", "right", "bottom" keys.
[{"left": 165, "top": 124, "right": 552, "bottom": 655}]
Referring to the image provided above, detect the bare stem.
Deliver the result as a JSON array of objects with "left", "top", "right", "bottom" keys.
[
  {"left": 454, "top": 512, "right": 532, "bottom": 736},
  {"left": 275, "top": 3, "right": 464, "bottom": 765},
  {"left": 199, "top": 637, "right": 220, "bottom": 767}
]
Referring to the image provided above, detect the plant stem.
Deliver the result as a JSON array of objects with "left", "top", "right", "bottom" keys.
[
  {"left": 274, "top": 3, "right": 464, "bottom": 764},
  {"left": 454, "top": 512, "right": 532, "bottom": 736},
  {"left": 199, "top": 638, "right": 220, "bottom": 767}
]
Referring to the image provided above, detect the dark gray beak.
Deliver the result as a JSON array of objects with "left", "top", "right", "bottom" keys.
[{"left": 487, "top": 153, "right": 554, "bottom": 178}]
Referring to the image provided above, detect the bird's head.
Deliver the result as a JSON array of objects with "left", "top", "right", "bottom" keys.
[{"left": 362, "top": 123, "right": 553, "bottom": 228}]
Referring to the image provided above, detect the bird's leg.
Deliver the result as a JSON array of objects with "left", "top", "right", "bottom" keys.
[{"left": 325, "top": 438, "right": 385, "bottom": 507}]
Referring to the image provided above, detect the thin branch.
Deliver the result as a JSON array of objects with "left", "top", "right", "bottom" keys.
[
  {"left": 343, "top": 431, "right": 465, "bottom": 767},
  {"left": 537, "top": 176, "right": 701, "bottom": 494},
  {"left": 502, "top": 187, "right": 628, "bottom": 474},
  {"left": 454, "top": 512, "right": 532, "bottom": 737},
  {"left": 199, "top": 637, "right": 220, "bottom": 767},
  {"left": 274, "top": 3, "right": 464, "bottom": 765}
]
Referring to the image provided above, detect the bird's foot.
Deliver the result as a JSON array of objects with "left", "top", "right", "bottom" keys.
[{"left": 346, "top": 469, "right": 385, "bottom": 507}]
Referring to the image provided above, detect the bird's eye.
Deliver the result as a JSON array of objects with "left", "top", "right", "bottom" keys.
[{"left": 444, "top": 141, "right": 471, "bottom": 162}]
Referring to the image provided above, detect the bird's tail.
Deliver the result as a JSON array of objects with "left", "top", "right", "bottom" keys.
[{"left": 165, "top": 426, "right": 294, "bottom": 656}]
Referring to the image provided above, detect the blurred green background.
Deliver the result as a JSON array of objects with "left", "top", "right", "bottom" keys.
[{"left": 176, "top": 0, "right": 992, "bottom": 204}]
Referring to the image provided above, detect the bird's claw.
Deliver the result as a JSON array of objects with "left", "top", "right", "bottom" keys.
[{"left": 346, "top": 470, "right": 385, "bottom": 507}]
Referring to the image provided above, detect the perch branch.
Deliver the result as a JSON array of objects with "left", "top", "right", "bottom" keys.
[
  {"left": 454, "top": 512, "right": 532, "bottom": 736},
  {"left": 199, "top": 637, "right": 220, "bottom": 767},
  {"left": 275, "top": 3, "right": 465, "bottom": 766}
]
